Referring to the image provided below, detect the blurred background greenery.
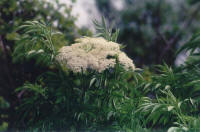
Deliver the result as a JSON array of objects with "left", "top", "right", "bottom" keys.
[
  {"left": 1, "top": 0, "right": 200, "bottom": 130},
  {"left": 96, "top": 0, "right": 200, "bottom": 66}
]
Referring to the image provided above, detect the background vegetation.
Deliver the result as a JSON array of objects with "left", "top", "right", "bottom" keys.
[
  {"left": 0, "top": 0, "right": 90, "bottom": 130},
  {"left": 96, "top": 0, "right": 200, "bottom": 66},
  {"left": 1, "top": 0, "right": 200, "bottom": 131}
]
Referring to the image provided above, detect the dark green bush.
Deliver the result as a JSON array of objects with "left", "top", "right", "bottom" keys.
[{"left": 12, "top": 18, "right": 200, "bottom": 132}]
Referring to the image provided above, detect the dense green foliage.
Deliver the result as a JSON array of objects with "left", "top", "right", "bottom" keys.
[
  {"left": 9, "top": 19, "right": 200, "bottom": 132},
  {"left": 0, "top": 0, "right": 90, "bottom": 130},
  {"left": 2, "top": 0, "right": 200, "bottom": 131},
  {"left": 13, "top": 20, "right": 141, "bottom": 131},
  {"left": 0, "top": 97, "right": 9, "bottom": 131}
]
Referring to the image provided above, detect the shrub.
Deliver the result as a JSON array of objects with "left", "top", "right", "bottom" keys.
[
  {"left": 14, "top": 19, "right": 143, "bottom": 131},
  {"left": 13, "top": 18, "right": 200, "bottom": 132}
]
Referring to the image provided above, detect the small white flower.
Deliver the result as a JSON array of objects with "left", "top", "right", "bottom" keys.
[{"left": 56, "top": 37, "right": 135, "bottom": 73}]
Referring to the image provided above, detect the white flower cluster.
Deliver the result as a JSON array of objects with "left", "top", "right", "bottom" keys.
[{"left": 56, "top": 37, "right": 135, "bottom": 73}]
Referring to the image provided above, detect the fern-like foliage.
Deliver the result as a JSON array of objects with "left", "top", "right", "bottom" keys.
[
  {"left": 13, "top": 20, "right": 146, "bottom": 131},
  {"left": 134, "top": 60, "right": 200, "bottom": 131},
  {"left": 13, "top": 21, "right": 61, "bottom": 66},
  {"left": 93, "top": 16, "right": 120, "bottom": 42},
  {"left": 177, "top": 31, "right": 200, "bottom": 55},
  {"left": 12, "top": 19, "right": 200, "bottom": 131},
  {"left": 136, "top": 88, "right": 197, "bottom": 127},
  {"left": 177, "top": 31, "right": 200, "bottom": 67},
  {"left": 143, "top": 64, "right": 200, "bottom": 100}
]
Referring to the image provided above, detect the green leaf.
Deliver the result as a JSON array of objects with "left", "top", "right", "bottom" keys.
[
  {"left": 89, "top": 78, "right": 96, "bottom": 88},
  {"left": 93, "top": 16, "right": 120, "bottom": 42},
  {"left": 167, "top": 106, "right": 174, "bottom": 112},
  {"left": 167, "top": 127, "right": 184, "bottom": 132}
]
